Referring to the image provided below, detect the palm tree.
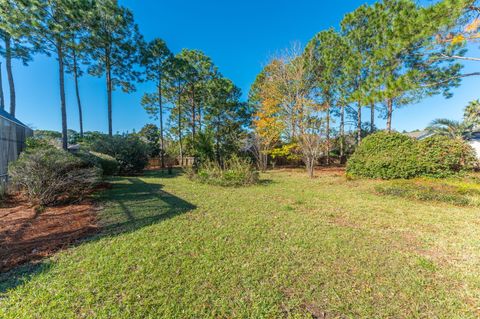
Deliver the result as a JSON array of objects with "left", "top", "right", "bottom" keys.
[
  {"left": 464, "top": 99, "right": 480, "bottom": 129},
  {"left": 426, "top": 119, "right": 473, "bottom": 139}
]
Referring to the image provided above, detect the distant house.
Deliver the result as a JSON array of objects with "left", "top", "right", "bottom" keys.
[
  {"left": 403, "top": 130, "right": 435, "bottom": 140},
  {"left": 0, "top": 109, "right": 33, "bottom": 180},
  {"left": 467, "top": 131, "right": 480, "bottom": 159}
]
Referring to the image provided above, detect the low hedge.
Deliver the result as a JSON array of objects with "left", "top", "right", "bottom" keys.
[
  {"left": 9, "top": 148, "right": 100, "bottom": 206},
  {"left": 347, "top": 131, "right": 477, "bottom": 179},
  {"left": 188, "top": 157, "right": 259, "bottom": 187}
]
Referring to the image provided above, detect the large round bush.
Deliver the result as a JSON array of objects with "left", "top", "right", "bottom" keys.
[
  {"left": 9, "top": 148, "right": 100, "bottom": 206},
  {"left": 86, "top": 135, "right": 148, "bottom": 175},
  {"left": 417, "top": 136, "right": 477, "bottom": 177},
  {"left": 347, "top": 131, "right": 477, "bottom": 179},
  {"left": 346, "top": 132, "right": 421, "bottom": 179}
]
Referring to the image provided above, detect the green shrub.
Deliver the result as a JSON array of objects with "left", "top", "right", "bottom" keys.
[
  {"left": 86, "top": 134, "right": 148, "bottom": 175},
  {"left": 188, "top": 156, "right": 259, "bottom": 187},
  {"left": 9, "top": 148, "right": 101, "bottom": 206},
  {"left": 75, "top": 150, "right": 119, "bottom": 176},
  {"left": 25, "top": 136, "right": 58, "bottom": 151},
  {"left": 347, "top": 132, "right": 421, "bottom": 179},
  {"left": 347, "top": 131, "right": 477, "bottom": 179},
  {"left": 417, "top": 136, "right": 477, "bottom": 178}
]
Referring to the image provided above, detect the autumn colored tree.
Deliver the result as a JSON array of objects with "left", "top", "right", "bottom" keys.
[{"left": 249, "top": 63, "right": 285, "bottom": 170}]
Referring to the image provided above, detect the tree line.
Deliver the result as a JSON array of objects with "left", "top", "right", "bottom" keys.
[
  {"left": 249, "top": 0, "right": 479, "bottom": 177},
  {"left": 0, "top": 0, "right": 250, "bottom": 167}
]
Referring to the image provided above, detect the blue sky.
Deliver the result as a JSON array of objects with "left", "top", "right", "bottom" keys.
[{"left": 4, "top": 0, "right": 480, "bottom": 134}]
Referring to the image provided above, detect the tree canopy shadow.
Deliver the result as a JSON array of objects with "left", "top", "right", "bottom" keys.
[{"left": 0, "top": 171, "right": 195, "bottom": 294}]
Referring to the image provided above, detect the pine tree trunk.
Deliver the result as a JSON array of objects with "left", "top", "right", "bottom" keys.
[
  {"left": 178, "top": 91, "right": 183, "bottom": 167},
  {"left": 0, "top": 62, "right": 4, "bottom": 110},
  {"left": 191, "top": 85, "right": 196, "bottom": 141},
  {"left": 158, "top": 75, "right": 165, "bottom": 168},
  {"left": 5, "top": 34, "right": 15, "bottom": 116},
  {"left": 326, "top": 105, "right": 330, "bottom": 166},
  {"left": 216, "top": 116, "right": 221, "bottom": 166},
  {"left": 386, "top": 98, "right": 393, "bottom": 132},
  {"left": 340, "top": 104, "right": 345, "bottom": 164},
  {"left": 106, "top": 58, "right": 113, "bottom": 136},
  {"left": 73, "top": 49, "right": 84, "bottom": 138},
  {"left": 357, "top": 101, "right": 362, "bottom": 144},
  {"left": 370, "top": 103, "right": 375, "bottom": 133},
  {"left": 198, "top": 103, "right": 202, "bottom": 133},
  {"left": 57, "top": 42, "right": 68, "bottom": 150}
]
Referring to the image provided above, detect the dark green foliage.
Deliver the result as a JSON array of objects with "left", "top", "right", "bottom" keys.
[
  {"left": 138, "top": 124, "right": 160, "bottom": 158},
  {"left": 8, "top": 148, "right": 100, "bottom": 206},
  {"left": 375, "top": 179, "right": 480, "bottom": 207},
  {"left": 75, "top": 150, "right": 119, "bottom": 176},
  {"left": 347, "top": 132, "right": 421, "bottom": 179},
  {"left": 86, "top": 134, "right": 148, "bottom": 175},
  {"left": 188, "top": 156, "right": 259, "bottom": 187},
  {"left": 418, "top": 136, "right": 477, "bottom": 177},
  {"left": 347, "top": 131, "right": 477, "bottom": 179}
]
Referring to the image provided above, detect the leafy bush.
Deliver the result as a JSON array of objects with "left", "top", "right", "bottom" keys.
[
  {"left": 9, "top": 148, "right": 100, "bottom": 206},
  {"left": 25, "top": 136, "right": 58, "bottom": 151},
  {"left": 86, "top": 134, "right": 148, "bottom": 175},
  {"left": 347, "top": 131, "right": 477, "bottom": 179},
  {"left": 188, "top": 156, "right": 259, "bottom": 187},
  {"left": 417, "top": 136, "right": 477, "bottom": 178},
  {"left": 75, "top": 150, "right": 119, "bottom": 176},
  {"left": 347, "top": 132, "right": 421, "bottom": 179}
]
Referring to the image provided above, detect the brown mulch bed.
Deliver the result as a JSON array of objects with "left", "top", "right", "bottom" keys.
[{"left": 0, "top": 197, "right": 99, "bottom": 273}]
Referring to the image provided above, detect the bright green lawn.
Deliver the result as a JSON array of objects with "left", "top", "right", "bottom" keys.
[{"left": 1, "top": 169, "right": 479, "bottom": 318}]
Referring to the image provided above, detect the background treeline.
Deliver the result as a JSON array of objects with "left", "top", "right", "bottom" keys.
[
  {"left": 1, "top": 0, "right": 479, "bottom": 181},
  {"left": 248, "top": 0, "right": 480, "bottom": 177},
  {"left": 0, "top": 0, "right": 251, "bottom": 168}
]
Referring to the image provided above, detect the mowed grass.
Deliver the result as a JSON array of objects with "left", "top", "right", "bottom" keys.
[{"left": 1, "top": 169, "right": 480, "bottom": 318}]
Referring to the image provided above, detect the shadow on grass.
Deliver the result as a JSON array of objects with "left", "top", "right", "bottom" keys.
[{"left": 0, "top": 169, "right": 195, "bottom": 294}]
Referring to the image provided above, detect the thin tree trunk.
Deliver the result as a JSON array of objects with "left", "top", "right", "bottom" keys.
[
  {"left": 370, "top": 103, "right": 375, "bottom": 133},
  {"left": 326, "top": 105, "right": 330, "bottom": 166},
  {"left": 178, "top": 90, "right": 183, "bottom": 167},
  {"left": 72, "top": 48, "right": 84, "bottom": 138},
  {"left": 158, "top": 75, "right": 165, "bottom": 168},
  {"left": 357, "top": 101, "right": 362, "bottom": 144},
  {"left": 5, "top": 34, "right": 15, "bottom": 116},
  {"left": 386, "top": 98, "right": 393, "bottom": 132},
  {"left": 340, "top": 104, "right": 345, "bottom": 164},
  {"left": 198, "top": 103, "right": 202, "bottom": 133},
  {"left": 307, "top": 159, "right": 314, "bottom": 178},
  {"left": 106, "top": 58, "right": 113, "bottom": 136},
  {"left": 0, "top": 62, "right": 4, "bottom": 110},
  {"left": 191, "top": 85, "right": 196, "bottom": 141},
  {"left": 57, "top": 42, "right": 68, "bottom": 150},
  {"left": 215, "top": 116, "right": 221, "bottom": 166}
]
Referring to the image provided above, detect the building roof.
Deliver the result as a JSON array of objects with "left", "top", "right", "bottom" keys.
[
  {"left": 403, "top": 130, "right": 435, "bottom": 140},
  {"left": 0, "top": 108, "right": 29, "bottom": 128}
]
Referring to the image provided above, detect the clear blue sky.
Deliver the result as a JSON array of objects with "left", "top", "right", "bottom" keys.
[{"left": 4, "top": 0, "right": 479, "bottom": 134}]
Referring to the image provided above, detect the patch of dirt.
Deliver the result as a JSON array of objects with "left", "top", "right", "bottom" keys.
[{"left": 0, "top": 198, "right": 99, "bottom": 272}]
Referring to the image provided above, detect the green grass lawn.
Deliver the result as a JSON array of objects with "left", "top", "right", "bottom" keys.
[{"left": 1, "top": 169, "right": 479, "bottom": 318}]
